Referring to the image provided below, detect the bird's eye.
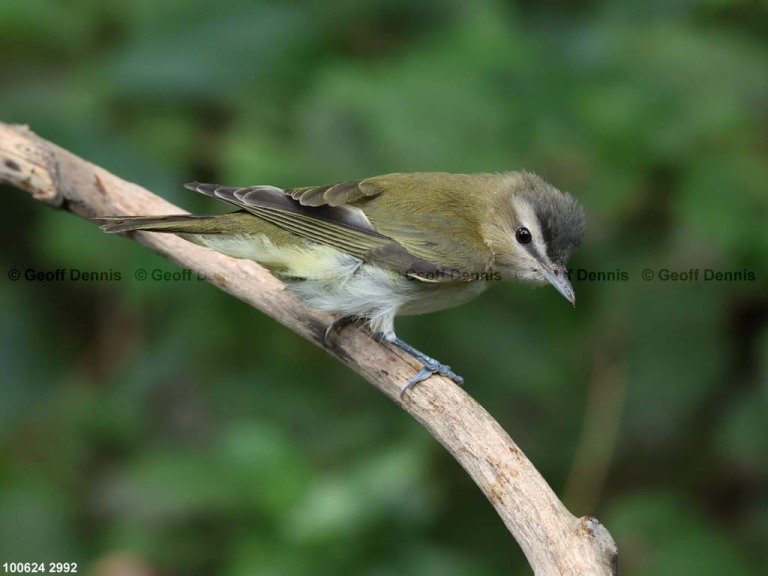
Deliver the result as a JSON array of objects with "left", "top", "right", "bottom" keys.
[{"left": 515, "top": 227, "right": 532, "bottom": 245}]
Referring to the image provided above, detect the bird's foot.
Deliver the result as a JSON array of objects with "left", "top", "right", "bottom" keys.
[
  {"left": 379, "top": 334, "right": 464, "bottom": 398},
  {"left": 401, "top": 361, "right": 464, "bottom": 398}
]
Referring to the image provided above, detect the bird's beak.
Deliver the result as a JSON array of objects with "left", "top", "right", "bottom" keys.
[{"left": 540, "top": 265, "right": 575, "bottom": 306}]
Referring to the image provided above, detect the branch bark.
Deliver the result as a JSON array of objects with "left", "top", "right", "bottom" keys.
[{"left": 0, "top": 122, "right": 617, "bottom": 575}]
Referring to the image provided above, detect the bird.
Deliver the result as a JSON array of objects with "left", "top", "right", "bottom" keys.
[{"left": 96, "top": 172, "right": 585, "bottom": 396}]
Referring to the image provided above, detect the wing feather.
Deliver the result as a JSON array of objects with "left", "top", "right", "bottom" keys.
[
  {"left": 287, "top": 180, "right": 381, "bottom": 207},
  {"left": 184, "top": 181, "right": 470, "bottom": 281}
]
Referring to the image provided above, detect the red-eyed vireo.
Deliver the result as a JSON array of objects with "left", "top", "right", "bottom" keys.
[{"left": 97, "top": 172, "right": 585, "bottom": 395}]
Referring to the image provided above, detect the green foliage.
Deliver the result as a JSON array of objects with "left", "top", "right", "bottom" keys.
[{"left": 1, "top": 0, "right": 767, "bottom": 574}]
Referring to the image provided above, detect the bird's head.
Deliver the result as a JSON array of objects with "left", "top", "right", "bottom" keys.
[{"left": 482, "top": 172, "right": 585, "bottom": 305}]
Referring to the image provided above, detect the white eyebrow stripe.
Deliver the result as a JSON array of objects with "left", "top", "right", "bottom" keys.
[{"left": 513, "top": 198, "right": 546, "bottom": 251}]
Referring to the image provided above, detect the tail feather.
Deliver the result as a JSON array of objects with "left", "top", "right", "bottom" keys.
[{"left": 93, "top": 215, "right": 217, "bottom": 234}]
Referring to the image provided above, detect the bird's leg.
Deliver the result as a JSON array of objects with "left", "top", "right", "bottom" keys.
[
  {"left": 324, "top": 314, "right": 362, "bottom": 345},
  {"left": 377, "top": 333, "right": 464, "bottom": 398}
]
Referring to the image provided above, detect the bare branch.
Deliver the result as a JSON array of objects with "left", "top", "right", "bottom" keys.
[{"left": 0, "top": 122, "right": 617, "bottom": 575}]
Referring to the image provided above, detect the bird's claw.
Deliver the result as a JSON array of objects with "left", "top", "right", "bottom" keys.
[{"left": 400, "top": 358, "right": 464, "bottom": 398}]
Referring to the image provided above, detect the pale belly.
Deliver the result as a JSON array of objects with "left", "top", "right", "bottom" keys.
[
  {"left": 288, "top": 260, "right": 489, "bottom": 334},
  {"left": 194, "top": 233, "right": 490, "bottom": 335},
  {"left": 397, "top": 278, "right": 489, "bottom": 316}
]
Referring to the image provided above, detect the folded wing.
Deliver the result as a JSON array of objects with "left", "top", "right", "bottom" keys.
[{"left": 184, "top": 180, "right": 477, "bottom": 281}]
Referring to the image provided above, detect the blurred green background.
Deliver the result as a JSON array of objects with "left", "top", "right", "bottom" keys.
[{"left": 1, "top": 0, "right": 767, "bottom": 574}]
